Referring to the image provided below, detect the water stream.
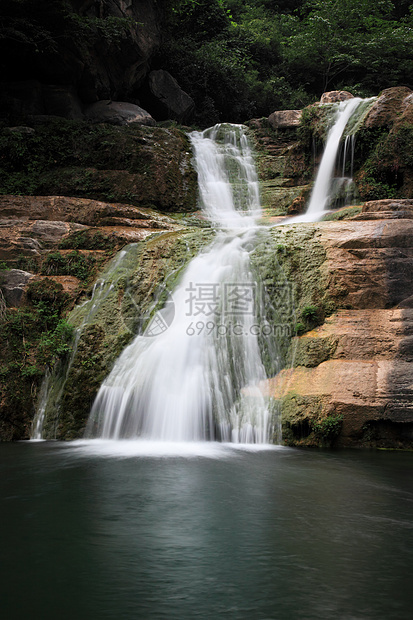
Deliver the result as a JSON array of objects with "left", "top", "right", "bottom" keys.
[
  {"left": 289, "top": 97, "right": 373, "bottom": 223},
  {"left": 86, "top": 125, "right": 280, "bottom": 444}
]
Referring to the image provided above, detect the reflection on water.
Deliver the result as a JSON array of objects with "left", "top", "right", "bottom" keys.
[{"left": 1, "top": 443, "right": 412, "bottom": 619}]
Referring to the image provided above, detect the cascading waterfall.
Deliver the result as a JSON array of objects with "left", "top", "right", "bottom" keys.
[
  {"left": 292, "top": 97, "right": 368, "bottom": 223},
  {"left": 85, "top": 125, "right": 279, "bottom": 444}
]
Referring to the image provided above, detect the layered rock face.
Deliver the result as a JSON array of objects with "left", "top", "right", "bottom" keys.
[{"left": 260, "top": 200, "right": 413, "bottom": 448}]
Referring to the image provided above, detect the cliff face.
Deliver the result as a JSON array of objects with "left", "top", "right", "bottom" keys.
[
  {"left": 254, "top": 201, "right": 413, "bottom": 448},
  {"left": 0, "top": 0, "right": 162, "bottom": 120}
]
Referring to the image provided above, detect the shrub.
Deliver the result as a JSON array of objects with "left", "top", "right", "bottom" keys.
[{"left": 312, "top": 414, "right": 344, "bottom": 444}]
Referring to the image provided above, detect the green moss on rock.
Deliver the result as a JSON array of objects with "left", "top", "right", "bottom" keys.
[
  {"left": 41, "top": 228, "right": 214, "bottom": 439},
  {"left": 0, "top": 119, "right": 198, "bottom": 212}
]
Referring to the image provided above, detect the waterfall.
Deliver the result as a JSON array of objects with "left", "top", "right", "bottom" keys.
[
  {"left": 291, "top": 97, "right": 367, "bottom": 223},
  {"left": 85, "top": 125, "right": 280, "bottom": 444}
]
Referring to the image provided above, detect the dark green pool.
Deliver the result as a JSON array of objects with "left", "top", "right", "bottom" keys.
[{"left": 1, "top": 441, "right": 412, "bottom": 619}]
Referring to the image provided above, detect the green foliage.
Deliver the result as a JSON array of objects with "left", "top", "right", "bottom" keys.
[
  {"left": 301, "top": 305, "right": 319, "bottom": 322},
  {"left": 26, "top": 278, "right": 70, "bottom": 327},
  {"left": 38, "top": 319, "right": 74, "bottom": 360},
  {"left": 311, "top": 414, "right": 344, "bottom": 444},
  {"left": 59, "top": 230, "right": 117, "bottom": 252},
  {"left": 294, "top": 322, "right": 306, "bottom": 335},
  {"left": 40, "top": 251, "right": 96, "bottom": 282},
  {"left": 159, "top": 0, "right": 413, "bottom": 125}
]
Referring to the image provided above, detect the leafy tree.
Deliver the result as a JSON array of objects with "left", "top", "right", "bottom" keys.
[{"left": 283, "top": 0, "right": 413, "bottom": 93}]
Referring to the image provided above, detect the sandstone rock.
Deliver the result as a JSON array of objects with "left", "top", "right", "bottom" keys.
[
  {"left": 352, "top": 199, "right": 413, "bottom": 220},
  {"left": 0, "top": 269, "right": 33, "bottom": 306},
  {"left": 146, "top": 70, "right": 195, "bottom": 123},
  {"left": 0, "top": 196, "right": 182, "bottom": 228},
  {"left": 84, "top": 100, "right": 155, "bottom": 126},
  {"left": 257, "top": 211, "right": 413, "bottom": 447},
  {"left": 264, "top": 308, "right": 413, "bottom": 445},
  {"left": 268, "top": 110, "right": 302, "bottom": 129},
  {"left": 0, "top": 216, "right": 88, "bottom": 260},
  {"left": 320, "top": 91, "right": 354, "bottom": 103},
  {"left": 0, "top": 196, "right": 185, "bottom": 262},
  {"left": 318, "top": 219, "right": 413, "bottom": 309},
  {"left": 364, "top": 86, "right": 412, "bottom": 128},
  {"left": 28, "top": 220, "right": 87, "bottom": 244}
]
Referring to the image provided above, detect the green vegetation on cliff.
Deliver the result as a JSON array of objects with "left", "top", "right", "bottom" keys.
[{"left": 0, "top": 277, "right": 73, "bottom": 440}]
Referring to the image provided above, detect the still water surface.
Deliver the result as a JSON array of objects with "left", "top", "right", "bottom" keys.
[{"left": 1, "top": 442, "right": 412, "bottom": 619}]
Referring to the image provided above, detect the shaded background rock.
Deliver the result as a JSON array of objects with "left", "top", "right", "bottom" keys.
[
  {"left": 140, "top": 70, "right": 195, "bottom": 123},
  {"left": 0, "top": 0, "right": 161, "bottom": 120},
  {"left": 84, "top": 100, "right": 155, "bottom": 125}
]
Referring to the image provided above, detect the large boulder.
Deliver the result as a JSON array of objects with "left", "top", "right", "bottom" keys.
[
  {"left": 364, "top": 86, "right": 412, "bottom": 128},
  {"left": 0, "top": 269, "right": 33, "bottom": 306},
  {"left": 268, "top": 110, "right": 302, "bottom": 129},
  {"left": 84, "top": 100, "right": 155, "bottom": 125},
  {"left": 144, "top": 70, "right": 195, "bottom": 123}
]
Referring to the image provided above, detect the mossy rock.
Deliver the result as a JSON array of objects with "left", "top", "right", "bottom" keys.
[
  {"left": 0, "top": 119, "right": 198, "bottom": 212},
  {"left": 41, "top": 228, "right": 214, "bottom": 439}
]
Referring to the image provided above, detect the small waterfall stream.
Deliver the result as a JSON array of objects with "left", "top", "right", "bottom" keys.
[
  {"left": 85, "top": 125, "right": 279, "bottom": 444},
  {"left": 291, "top": 97, "right": 374, "bottom": 223}
]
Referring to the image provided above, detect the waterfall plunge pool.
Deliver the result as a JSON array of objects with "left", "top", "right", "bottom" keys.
[{"left": 1, "top": 442, "right": 412, "bottom": 619}]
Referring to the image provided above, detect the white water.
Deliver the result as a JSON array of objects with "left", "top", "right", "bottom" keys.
[
  {"left": 86, "top": 125, "right": 278, "bottom": 444},
  {"left": 289, "top": 97, "right": 364, "bottom": 223}
]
